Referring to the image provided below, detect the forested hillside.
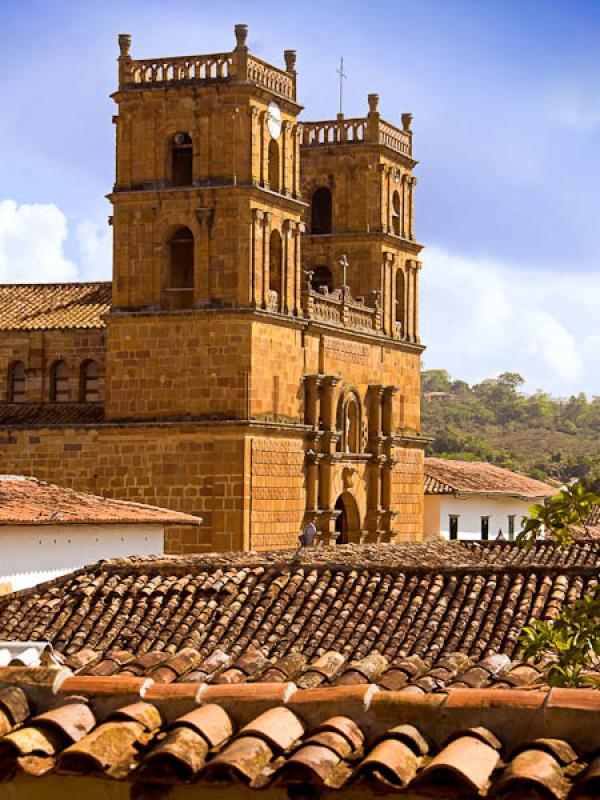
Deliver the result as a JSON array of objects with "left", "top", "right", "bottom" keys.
[{"left": 421, "top": 370, "right": 600, "bottom": 491}]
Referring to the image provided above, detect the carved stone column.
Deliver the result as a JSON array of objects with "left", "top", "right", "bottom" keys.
[
  {"left": 261, "top": 212, "right": 272, "bottom": 308},
  {"left": 304, "top": 374, "right": 322, "bottom": 429},
  {"left": 248, "top": 106, "right": 260, "bottom": 185},
  {"left": 407, "top": 176, "right": 417, "bottom": 240},
  {"left": 367, "top": 384, "right": 384, "bottom": 447},
  {"left": 282, "top": 219, "right": 294, "bottom": 313},
  {"left": 414, "top": 260, "right": 422, "bottom": 343},
  {"left": 294, "top": 222, "right": 305, "bottom": 315},
  {"left": 305, "top": 449, "right": 320, "bottom": 513},
  {"left": 259, "top": 111, "right": 268, "bottom": 187},
  {"left": 281, "top": 121, "right": 291, "bottom": 195},
  {"left": 406, "top": 259, "right": 416, "bottom": 342},
  {"left": 321, "top": 375, "right": 340, "bottom": 432},
  {"left": 195, "top": 206, "right": 214, "bottom": 305},
  {"left": 294, "top": 125, "right": 302, "bottom": 197},
  {"left": 382, "top": 252, "right": 395, "bottom": 335},
  {"left": 251, "top": 209, "right": 264, "bottom": 307},
  {"left": 382, "top": 385, "right": 398, "bottom": 436}
]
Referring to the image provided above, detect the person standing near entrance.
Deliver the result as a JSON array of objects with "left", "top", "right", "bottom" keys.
[{"left": 298, "top": 520, "right": 318, "bottom": 548}]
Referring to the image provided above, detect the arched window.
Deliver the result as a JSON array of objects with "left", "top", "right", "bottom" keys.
[
  {"left": 269, "top": 230, "right": 283, "bottom": 312},
  {"left": 310, "top": 187, "right": 332, "bottom": 234},
  {"left": 337, "top": 391, "right": 362, "bottom": 453},
  {"left": 50, "top": 360, "right": 69, "bottom": 403},
  {"left": 392, "top": 190, "right": 401, "bottom": 236},
  {"left": 395, "top": 269, "right": 406, "bottom": 330},
  {"left": 167, "top": 227, "right": 194, "bottom": 310},
  {"left": 172, "top": 132, "right": 193, "bottom": 187},
  {"left": 7, "top": 361, "right": 26, "bottom": 404},
  {"left": 268, "top": 139, "right": 280, "bottom": 192},
  {"left": 311, "top": 266, "right": 333, "bottom": 293},
  {"left": 80, "top": 360, "right": 100, "bottom": 403}
]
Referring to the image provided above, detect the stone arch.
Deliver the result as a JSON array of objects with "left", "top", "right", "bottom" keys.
[
  {"left": 80, "top": 359, "right": 101, "bottom": 402},
  {"left": 7, "top": 361, "right": 26, "bottom": 404},
  {"left": 334, "top": 491, "right": 361, "bottom": 544},
  {"left": 50, "top": 360, "right": 69, "bottom": 403}
]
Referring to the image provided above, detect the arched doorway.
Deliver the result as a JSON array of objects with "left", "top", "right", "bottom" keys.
[{"left": 334, "top": 491, "right": 360, "bottom": 544}]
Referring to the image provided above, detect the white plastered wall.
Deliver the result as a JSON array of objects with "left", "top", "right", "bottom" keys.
[
  {"left": 0, "top": 523, "right": 164, "bottom": 592},
  {"left": 424, "top": 494, "right": 539, "bottom": 541}
]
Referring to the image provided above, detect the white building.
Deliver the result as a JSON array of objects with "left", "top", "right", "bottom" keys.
[
  {"left": 0, "top": 475, "right": 203, "bottom": 593},
  {"left": 424, "top": 458, "right": 556, "bottom": 542}
]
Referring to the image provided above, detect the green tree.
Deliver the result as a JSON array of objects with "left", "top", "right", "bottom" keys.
[{"left": 518, "top": 481, "right": 600, "bottom": 687}]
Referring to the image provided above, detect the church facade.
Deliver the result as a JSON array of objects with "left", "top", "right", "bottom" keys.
[{"left": 0, "top": 25, "right": 426, "bottom": 552}]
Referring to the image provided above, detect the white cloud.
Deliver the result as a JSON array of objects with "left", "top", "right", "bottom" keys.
[
  {"left": 75, "top": 218, "right": 112, "bottom": 280},
  {"left": 421, "top": 246, "right": 600, "bottom": 397},
  {"left": 0, "top": 199, "right": 111, "bottom": 284},
  {"left": 0, "top": 199, "right": 77, "bottom": 282}
]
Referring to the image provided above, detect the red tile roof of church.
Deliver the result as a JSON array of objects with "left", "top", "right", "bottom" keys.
[{"left": 0, "top": 282, "right": 111, "bottom": 330}]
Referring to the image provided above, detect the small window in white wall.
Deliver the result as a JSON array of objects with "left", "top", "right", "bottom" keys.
[
  {"left": 481, "top": 516, "right": 490, "bottom": 541},
  {"left": 508, "top": 515, "right": 516, "bottom": 541},
  {"left": 449, "top": 515, "right": 459, "bottom": 541}
]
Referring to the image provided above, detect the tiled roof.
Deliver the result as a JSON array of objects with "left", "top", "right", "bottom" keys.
[
  {"left": 425, "top": 457, "right": 557, "bottom": 499},
  {"left": 0, "top": 541, "right": 598, "bottom": 672},
  {"left": 0, "top": 282, "right": 111, "bottom": 330},
  {"left": 0, "top": 669, "right": 598, "bottom": 795},
  {"left": 0, "top": 541, "right": 598, "bottom": 794},
  {"left": 0, "top": 475, "right": 203, "bottom": 526},
  {"left": 0, "top": 403, "right": 104, "bottom": 427}
]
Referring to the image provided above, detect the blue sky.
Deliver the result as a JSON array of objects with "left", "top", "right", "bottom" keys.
[{"left": 1, "top": 0, "right": 599, "bottom": 395}]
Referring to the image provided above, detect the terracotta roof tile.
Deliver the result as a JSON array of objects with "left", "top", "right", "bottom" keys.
[
  {"left": 0, "top": 403, "right": 105, "bottom": 427},
  {"left": 0, "top": 678, "right": 597, "bottom": 795},
  {"left": 0, "top": 542, "right": 598, "bottom": 693},
  {"left": 0, "top": 282, "right": 111, "bottom": 331},
  {"left": 0, "top": 474, "right": 202, "bottom": 526},
  {"left": 425, "top": 457, "right": 557, "bottom": 499}
]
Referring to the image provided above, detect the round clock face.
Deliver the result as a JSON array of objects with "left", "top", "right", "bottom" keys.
[{"left": 267, "top": 102, "right": 282, "bottom": 139}]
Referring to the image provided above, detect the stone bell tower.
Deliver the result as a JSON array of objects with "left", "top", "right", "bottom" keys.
[{"left": 105, "top": 25, "right": 307, "bottom": 423}]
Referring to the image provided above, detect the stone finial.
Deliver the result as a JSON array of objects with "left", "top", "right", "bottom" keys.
[
  {"left": 401, "top": 112, "right": 413, "bottom": 132},
  {"left": 118, "top": 34, "right": 132, "bottom": 58},
  {"left": 368, "top": 93, "right": 380, "bottom": 114},
  {"left": 234, "top": 24, "right": 249, "bottom": 49},
  {"left": 284, "top": 49, "right": 297, "bottom": 73}
]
